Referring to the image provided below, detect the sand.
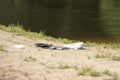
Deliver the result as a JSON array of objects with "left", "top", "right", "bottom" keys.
[{"left": 0, "top": 30, "right": 120, "bottom": 80}]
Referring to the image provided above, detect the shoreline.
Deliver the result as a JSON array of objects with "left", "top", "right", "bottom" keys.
[
  {"left": 0, "top": 24, "right": 120, "bottom": 48},
  {"left": 1, "top": 24, "right": 120, "bottom": 44}
]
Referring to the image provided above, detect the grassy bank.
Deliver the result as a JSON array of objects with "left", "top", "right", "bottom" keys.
[
  {"left": 0, "top": 24, "right": 73, "bottom": 43},
  {"left": 0, "top": 24, "right": 120, "bottom": 49},
  {"left": 0, "top": 44, "right": 4, "bottom": 51}
]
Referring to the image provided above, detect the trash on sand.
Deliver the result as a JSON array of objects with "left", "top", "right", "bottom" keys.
[
  {"left": 49, "top": 46, "right": 69, "bottom": 50},
  {"left": 13, "top": 44, "right": 25, "bottom": 49},
  {"left": 35, "top": 43, "right": 52, "bottom": 49},
  {"left": 35, "top": 43, "right": 69, "bottom": 50},
  {"left": 35, "top": 42, "right": 84, "bottom": 50},
  {"left": 64, "top": 42, "right": 84, "bottom": 50}
]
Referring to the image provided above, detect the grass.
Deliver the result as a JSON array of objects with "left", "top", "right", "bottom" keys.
[
  {"left": 85, "top": 41, "right": 120, "bottom": 49},
  {"left": 48, "top": 64, "right": 76, "bottom": 69},
  {"left": 24, "top": 56, "right": 37, "bottom": 62},
  {"left": 102, "top": 70, "right": 112, "bottom": 76},
  {"left": 85, "top": 42, "right": 98, "bottom": 47},
  {"left": 95, "top": 53, "right": 112, "bottom": 59},
  {"left": 95, "top": 53, "right": 120, "bottom": 61},
  {"left": 90, "top": 71, "right": 101, "bottom": 77},
  {"left": 77, "top": 66, "right": 113, "bottom": 77},
  {"left": 0, "top": 24, "right": 73, "bottom": 43},
  {"left": 110, "top": 44, "right": 120, "bottom": 49},
  {"left": 112, "top": 55, "right": 120, "bottom": 61},
  {"left": 77, "top": 66, "right": 101, "bottom": 77},
  {"left": 77, "top": 66, "right": 93, "bottom": 76},
  {"left": 0, "top": 44, "right": 5, "bottom": 51},
  {"left": 40, "top": 62, "right": 46, "bottom": 65},
  {"left": 57, "top": 64, "right": 75, "bottom": 69}
]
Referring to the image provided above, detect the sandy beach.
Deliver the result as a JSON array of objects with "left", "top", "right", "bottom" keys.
[{"left": 0, "top": 30, "right": 120, "bottom": 80}]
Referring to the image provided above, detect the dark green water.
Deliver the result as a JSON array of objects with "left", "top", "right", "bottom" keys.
[{"left": 0, "top": 0, "right": 120, "bottom": 42}]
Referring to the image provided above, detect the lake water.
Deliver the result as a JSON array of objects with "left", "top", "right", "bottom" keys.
[{"left": 0, "top": 0, "right": 120, "bottom": 42}]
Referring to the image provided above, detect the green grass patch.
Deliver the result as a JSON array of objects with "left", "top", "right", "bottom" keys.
[
  {"left": 77, "top": 66, "right": 93, "bottom": 76},
  {"left": 85, "top": 42, "right": 98, "bottom": 47},
  {"left": 95, "top": 53, "right": 120, "bottom": 61},
  {"left": 101, "top": 43, "right": 120, "bottom": 49},
  {"left": 102, "top": 70, "right": 112, "bottom": 76},
  {"left": 0, "top": 45, "right": 5, "bottom": 51},
  {"left": 48, "top": 64, "right": 76, "bottom": 69},
  {"left": 95, "top": 53, "right": 112, "bottom": 59},
  {"left": 40, "top": 62, "right": 46, "bottom": 65},
  {"left": 85, "top": 42, "right": 120, "bottom": 49},
  {"left": 77, "top": 66, "right": 112, "bottom": 77},
  {"left": 0, "top": 24, "right": 73, "bottom": 43},
  {"left": 90, "top": 71, "right": 101, "bottom": 77},
  {"left": 24, "top": 56, "right": 37, "bottom": 62},
  {"left": 57, "top": 64, "right": 75, "bottom": 69},
  {"left": 111, "top": 55, "right": 120, "bottom": 61}
]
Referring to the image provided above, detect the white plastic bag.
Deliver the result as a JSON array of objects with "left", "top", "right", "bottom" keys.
[
  {"left": 13, "top": 44, "right": 25, "bottom": 49},
  {"left": 64, "top": 42, "right": 83, "bottom": 50}
]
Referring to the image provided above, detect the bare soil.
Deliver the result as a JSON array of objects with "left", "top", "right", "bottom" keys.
[{"left": 0, "top": 30, "right": 120, "bottom": 80}]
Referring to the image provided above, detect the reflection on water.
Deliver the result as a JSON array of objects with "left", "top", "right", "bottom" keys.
[{"left": 0, "top": 0, "right": 120, "bottom": 42}]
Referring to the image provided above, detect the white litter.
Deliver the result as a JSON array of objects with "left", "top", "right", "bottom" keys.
[
  {"left": 13, "top": 44, "right": 25, "bottom": 49},
  {"left": 64, "top": 42, "right": 84, "bottom": 50}
]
